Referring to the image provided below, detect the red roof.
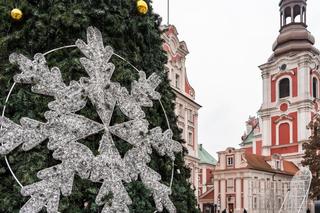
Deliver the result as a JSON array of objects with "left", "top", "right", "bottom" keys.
[
  {"left": 199, "top": 187, "right": 214, "bottom": 200},
  {"left": 244, "top": 153, "right": 299, "bottom": 175}
]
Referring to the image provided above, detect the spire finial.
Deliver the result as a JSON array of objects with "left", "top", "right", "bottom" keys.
[{"left": 268, "top": 0, "right": 319, "bottom": 61}]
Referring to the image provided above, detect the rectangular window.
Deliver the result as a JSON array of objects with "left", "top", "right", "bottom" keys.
[
  {"left": 188, "top": 132, "right": 193, "bottom": 146},
  {"left": 276, "top": 160, "right": 281, "bottom": 170},
  {"left": 179, "top": 104, "right": 184, "bottom": 116},
  {"left": 253, "top": 197, "right": 257, "bottom": 209},
  {"left": 175, "top": 74, "right": 180, "bottom": 89},
  {"left": 227, "top": 178, "right": 234, "bottom": 193},
  {"left": 227, "top": 156, "right": 234, "bottom": 167},
  {"left": 187, "top": 109, "right": 193, "bottom": 121}
]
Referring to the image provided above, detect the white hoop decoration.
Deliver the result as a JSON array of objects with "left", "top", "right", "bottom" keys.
[{"left": 0, "top": 26, "right": 181, "bottom": 213}]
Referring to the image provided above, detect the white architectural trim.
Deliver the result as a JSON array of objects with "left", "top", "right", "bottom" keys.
[{"left": 272, "top": 70, "right": 295, "bottom": 81}]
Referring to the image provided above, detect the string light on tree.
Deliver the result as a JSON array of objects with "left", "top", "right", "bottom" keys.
[
  {"left": 10, "top": 8, "right": 23, "bottom": 21},
  {"left": 136, "top": 0, "right": 148, "bottom": 15}
]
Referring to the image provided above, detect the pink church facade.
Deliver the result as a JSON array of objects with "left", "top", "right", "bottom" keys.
[{"left": 240, "top": 0, "right": 320, "bottom": 167}]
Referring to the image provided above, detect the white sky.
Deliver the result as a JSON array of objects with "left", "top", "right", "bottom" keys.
[{"left": 152, "top": 0, "right": 320, "bottom": 158}]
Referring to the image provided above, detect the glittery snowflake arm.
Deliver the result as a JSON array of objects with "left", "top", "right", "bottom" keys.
[
  {"left": 9, "top": 53, "right": 66, "bottom": 97},
  {"left": 91, "top": 133, "right": 132, "bottom": 213},
  {"left": 112, "top": 83, "right": 146, "bottom": 119},
  {"left": 149, "top": 127, "right": 182, "bottom": 161},
  {"left": 48, "top": 80, "right": 87, "bottom": 113},
  {"left": 0, "top": 117, "right": 46, "bottom": 155},
  {"left": 44, "top": 111, "right": 104, "bottom": 150},
  {"left": 9, "top": 52, "right": 88, "bottom": 114},
  {"left": 109, "top": 119, "right": 149, "bottom": 146},
  {"left": 76, "top": 26, "right": 117, "bottom": 125},
  {"left": 131, "top": 71, "right": 162, "bottom": 107},
  {"left": 140, "top": 166, "right": 176, "bottom": 213},
  {"left": 76, "top": 26, "right": 114, "bottom": 82},
  {"left": 20, "top": 142, "right": 94, "bottom": 213},
  {"left": 123, "top": 145, "right": 176, "bottom": 213},
  {"left": 110, "top": 120, "right": 181, "bottom": 213}
]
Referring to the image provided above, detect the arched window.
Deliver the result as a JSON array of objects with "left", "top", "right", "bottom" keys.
[
  {"left": 313, "top": 77, "right": 318, "bottom": 98},
  {"left": 293, "top": 5, "right": 301, "bottom": 22},
  {"left": 279, "top": 78, "right": 290, "bottom": 98},
  {"left": 284, "top": 7, "right": 292, "bottom": 25},
  {"left": 279, "top": 123, "right": 290, "bottom": 145}
]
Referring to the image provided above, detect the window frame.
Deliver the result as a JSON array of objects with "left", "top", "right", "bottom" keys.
[
  {"left": 187, "top": 109, "right": 193, "bottom": 122},
  {"left": 187, "top": 131, "right": 193, "bottom": 146},
  {"left": 278, "top": 77, "right": 291, "bottom": 99},
  {"left": 313, "top": 77, "right": 318, "bottom": 98},
  {"left": 226, "top": 156, "right": 234, "bottom": 167},
  {"left": 175, "top": 73, "right": 180, "bottom": 89}
]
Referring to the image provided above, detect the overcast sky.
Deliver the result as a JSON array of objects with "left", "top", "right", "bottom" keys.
[{"left": 152, "top": 0, "right": 320, "bottom": 158}]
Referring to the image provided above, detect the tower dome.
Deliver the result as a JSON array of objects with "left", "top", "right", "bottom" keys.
[{"left": 269, "top": 0, "right": 319, "bottom": 61}]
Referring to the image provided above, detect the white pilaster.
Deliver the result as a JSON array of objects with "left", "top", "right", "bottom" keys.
[
  {"left": 261, "top": 115, "right": 271, "bottom": 156},
  {"left": 298, "top": 107, "right": 310, "bottom": 142},
  {"left": 221, "top": 179, "right": 226, "bottom": 210},
  {"left": 194, "top": 113, "right": 199, "bottom": 158},
  {"left": 214, "top": 180, "right": 219, "bottom": 205},
  {"left": 297, "top": 63, "right": 311, "bottom": 99},
  {"left": 262, "top": 73, "right": 270, "bottom": 107},
  {"left": 243, "top": 178, "right": 249, "bottom": 211},
  {"left": 202, "top": 167, "right": 207, "bottom": 193},
  {"left": 236, "top": 178, "right": 242, "bottom": 212}
]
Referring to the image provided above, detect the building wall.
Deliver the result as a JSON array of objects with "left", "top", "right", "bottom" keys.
[
  {"left": 213, "top": 148, "right": 294, "bottom": 213},
  {"left": 162, "top": 25, "right": 201, "bottom": 198}
]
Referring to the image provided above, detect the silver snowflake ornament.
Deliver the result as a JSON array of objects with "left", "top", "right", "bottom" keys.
[{"left": 0, "top": 26, "right": 182, "bottom": 213}]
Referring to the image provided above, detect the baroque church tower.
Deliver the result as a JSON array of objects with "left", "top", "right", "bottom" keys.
[{"left": 241, "top": 0, "right": 320, "bottom": 166}]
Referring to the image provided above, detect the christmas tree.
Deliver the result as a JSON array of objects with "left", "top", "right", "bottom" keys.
[
  {"left": 302, "top": 115, "right": 320, "bottom": 199},
  {"left": 0, "top": 0, "right": 199, "bottom": 212}
]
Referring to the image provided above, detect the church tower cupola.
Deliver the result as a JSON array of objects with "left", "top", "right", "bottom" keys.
[
  {"left": 280, "top": 0, "right": 307, "bottom": 27},
  {"left": 270, "top": 0, "right": 319, "bottom": 61}
]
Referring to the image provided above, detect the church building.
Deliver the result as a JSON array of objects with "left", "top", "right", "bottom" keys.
[
  {"left": 240, "top": 0, "right": 320, "bottom": 166},
  {"left": 213, "top": 0, "right": 320, "bottom": 212}
]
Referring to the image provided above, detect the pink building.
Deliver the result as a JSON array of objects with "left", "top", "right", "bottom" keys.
[
  {"left": 213, "top": 148, "right": 298, "bottom": 213},
  {"left": 162, "top": 25, "right": 202, "bottom": 197}
]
